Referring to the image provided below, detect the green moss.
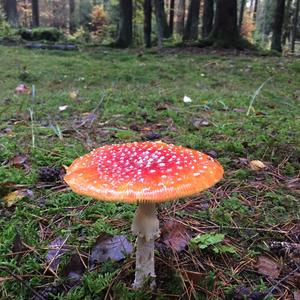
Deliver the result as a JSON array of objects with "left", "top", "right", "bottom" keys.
[{"left": 0, "top": 45, "right": 299, "bottom": 299}]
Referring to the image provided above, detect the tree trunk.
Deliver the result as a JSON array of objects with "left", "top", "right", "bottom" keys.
[
  {"left": 271, "top": 0, "right": 285, "bottom": 52},
  {"left": 69, "top": 0, "right": 76, "bottom": 34},
  {"left": 239, "top": 0, "right": 246, "bottom": 31},
  {"left": 31, "top": 0, "right": 39, "bottom": 27},
  {"left": 183, "top": 0, "right": 201, "bottom": 41},
  {"left": 253, "top": 0, "right": 258, "bottom": 21},
  {"left": 202, "top": 0, "right": 214, "bottom": 38},
  {"left": 154, "top": 0, "right": 170, "bottom": 39},
  {"left": 116, "top": 0, "right": 133, "bottom": 48},
  {"left": 169, "top": 0, "right": 175, "bottom": 35},
  {"left": 175, "top": 0, "right": 185, "bottom": 35},
  {"left": 144, "top": 0, "right": 152, "bottom": 48},
  {"left": 2, "top": 0, "right": 18, "bottom": 27},
  {"left": 291, "top": 0, "right": 300, "bottom": 52},
  {"left": 282, "top": 0, "right": 292, "bottom": 46},
  {"left": 209, "top": 0, "right": 241, "bottom": 47}
]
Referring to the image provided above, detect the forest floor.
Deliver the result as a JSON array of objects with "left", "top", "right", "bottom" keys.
[{"left": 0, "top": 45, "right": 299, "bottom": 300}]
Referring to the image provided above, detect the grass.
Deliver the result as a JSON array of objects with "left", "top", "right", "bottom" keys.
[{"left": 0, "top": 45, "right": 299, "bottom": 299}]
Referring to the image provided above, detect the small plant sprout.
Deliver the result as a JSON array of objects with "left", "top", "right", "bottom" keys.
[{"left": 64, "top": 141, "right": 224, "bottom": 288}]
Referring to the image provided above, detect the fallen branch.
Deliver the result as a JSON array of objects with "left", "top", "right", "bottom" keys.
[
  {"left": 263, "top": 264, "right": 300, "bottom": 299},
  {"left": 0, "top": 265, "right": 46, "bottom": 300},
  {"left": 25, "top": 43, "right": 78, "bottom": 51}
]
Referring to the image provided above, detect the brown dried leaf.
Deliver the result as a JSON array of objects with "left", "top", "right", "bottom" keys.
[
  {"left": 12, "top": 232, "right": 27, "bottom": 254},
  {"left": 256, "top": 256, "right": 281, "bottom": 279},
  {"left": 158, "top": 220, "right": 190, "bottom": 253},
  {"left": 142, "top": 132, "right": 162, "bottom": 141},
  {"left": 181, "top": 270, "right": 203, "bottom": 284},
  {"left": 62, "top": 253, "right": 87, "bottom": 287},
  {"left": 7, "top": 154, "right": 31, "bottom": 173},
  {"left": 12, "top": 232, "right": 28, "bottom": 265},
  {"left": 255, "top": 111, "right": 267, "bottom": 116}
]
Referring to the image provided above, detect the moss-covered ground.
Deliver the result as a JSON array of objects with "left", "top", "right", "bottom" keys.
[{"left": 0, "top": 45, "right": 299, "bottom": 299}]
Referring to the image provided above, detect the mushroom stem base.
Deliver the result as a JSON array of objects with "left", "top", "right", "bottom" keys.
[{"left": 131, "top": 202, "right": 160, "bottom": 288}]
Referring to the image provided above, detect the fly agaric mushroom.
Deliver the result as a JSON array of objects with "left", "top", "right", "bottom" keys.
[{"left": 64, "top": 141, "right": 223, "bottom": 288}]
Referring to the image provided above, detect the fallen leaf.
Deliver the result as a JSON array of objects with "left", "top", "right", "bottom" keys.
[
  {"left": 249, "top": 160, "right": 267, "bottom": 171},
  {"left": 15, "top": 84, "right": 29, "bottom": 94},
  {"left": 255, "top": 111, "right": 267, "bottom": 116},
  {"left": 12, "top": 232, "right": 28, "bottom": 265},
  {"left": 3, "top": 189, "right": 33, "bottom": 207},
  {"left": 7, "top": 154, "right": 31, "bottom": 172},
  {"left": 156, "top": 102, "right": 172, "bottom": 111},
  {"left": 76, "top": 112, "right": 97, "bottom": 128},
  {"left": 204, "top": 150, "right": 218, "bottom": 158},
  {"left": 256, "top": 256, "right": 281, "bottom": 279},
  {"left": 191, "top": 118, "right": 210, "bottom": 129},
  {"left": 12, "top": 232, "right": 26, "bottom": 254},
  {"left": 142, "top": 132, "right": 162, "bottom": 141},
  {"left": 181, "top": 270, "right": 203, "bottom": 284},
  {"left": 89, "top": 234, "right": 133, "bottom": 267},
  {"left": 45, "top": 236, "right": 70, "bottom": 272},
  {"left": 59, "top": 105, "right": 68, "bottom": 111},
  {"left": 129, "top": 123, "right": 140, "bottom": 131},
  {"left": 62, "top": 253, "right": 87, "bottom": 287},
  {"left": 233, "top": 108, "right": 246, "bottom": 113},
  {"left": 158, "top": 220, "right": 190, "bottom": 253},
  {"left": 183, "top": 95, "right": 192, "bottom": 103}
]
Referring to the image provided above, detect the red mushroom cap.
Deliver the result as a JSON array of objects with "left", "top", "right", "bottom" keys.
[{"left": 64, "top": 141, "right": 224, "bottom": 203}]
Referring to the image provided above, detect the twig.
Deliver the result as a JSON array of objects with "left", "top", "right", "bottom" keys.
[
  {"left": 93, "top": 92, "right": 107, "bottom": 113},
  {"left": 263, "top": 264, "right": 300, "bottom": 299},
  {"left": 43, "top": 234, "right": 70, "bottom": 277},
  {"left": 170, "top": 217, "right": 289, "bottom": 235},
  {"left": 0, "top": 265, "right": 46, "bottom": 300}
]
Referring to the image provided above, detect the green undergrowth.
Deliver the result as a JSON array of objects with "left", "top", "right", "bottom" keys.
[{"left": 0, "top": 45, "right": 299, "bottom": 299}]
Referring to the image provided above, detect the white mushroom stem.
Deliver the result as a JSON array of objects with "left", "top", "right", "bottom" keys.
[{"left": 131, "top": 202, "right": 160, "bottom": 288}]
